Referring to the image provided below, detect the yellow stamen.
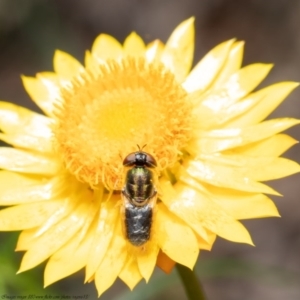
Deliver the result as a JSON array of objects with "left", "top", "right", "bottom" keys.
[{"left": 54, "top": 57, "right": 192, "bottom": 189}]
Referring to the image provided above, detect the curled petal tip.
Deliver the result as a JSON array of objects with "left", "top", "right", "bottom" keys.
[
  {"left": 16, "top": 269, "right": 23, "bottom": 275},
  {"left": 187, "top": 16, "right": 195, "bottom": 23}
]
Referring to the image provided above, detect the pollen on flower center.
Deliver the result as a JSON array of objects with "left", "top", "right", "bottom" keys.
[{"left": 53, "top": 57, "right": 192, "bottom": 189}]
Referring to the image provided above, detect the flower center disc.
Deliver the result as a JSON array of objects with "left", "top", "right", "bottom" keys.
[{"left": 54, "top": 58, "right": 192, "bottom": 189}]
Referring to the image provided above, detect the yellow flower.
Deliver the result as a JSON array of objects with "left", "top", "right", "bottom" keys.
[{"left": 0, "top": 17, "right": 299, "bottom": 296}]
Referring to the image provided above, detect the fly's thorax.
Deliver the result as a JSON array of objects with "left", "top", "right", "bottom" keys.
[{"left": 123, "top": 166, "right": 156, "bottom": 206}]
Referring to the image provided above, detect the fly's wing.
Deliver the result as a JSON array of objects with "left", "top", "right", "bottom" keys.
[{"left": 145, "top": 190, "right": 158, "bottom": 209}]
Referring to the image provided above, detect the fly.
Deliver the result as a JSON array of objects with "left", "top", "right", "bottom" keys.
[{"left": 121, "top": 147, "right": 157, "bottom": 247}]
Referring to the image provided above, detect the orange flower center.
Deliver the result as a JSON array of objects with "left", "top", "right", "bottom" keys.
[{"left": 54, "top": 57, "right": 192, "bottom": 189}]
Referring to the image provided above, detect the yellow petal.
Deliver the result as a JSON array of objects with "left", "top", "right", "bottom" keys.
[
  {"left": 185, "top": 159, "right": 279, "bottom": 195},
  {"left": 84, "top": 50, "right": 101, "bottom": 75},
  {"left": 73, "top": 195, "right": 101, "bottom": 244},
  {"left": 160, "top": 178, "right": 208, "bottom": 241},
  {"left": 156, "top": 251, "right": 175, "bottom": 274},
  {"left": 225, "top": 82, "right": 299, "bottom": 128},
  {"left": 36, "top": 71, "right": 67, "bottom": 89},
  {"left": 234, "top": 134, "right": 298, "bottom": 157},
  {"left": 212, "top": 41, "right": 245, "bottom": 88},
  {"left": 18, "top": 197, "right": 92, "bottom": 273},
  {"left": 197, "top": 153, "right": 300, "bottom": 181},
  {"left": 253, "top": 158, "right": 300, "bottom": 181},
  {"left": 161, "top": 17, "right": 195, "bottom": 82},
  {"left": 190, "top": 118, "right": 300, "bottom": 154},
  {"left": 207, "top": 186, "right": 280, "bottom": 219},
  {"left": 44, "top": 221, "right": 96, "bottom": 287},
  {"left": 137, "top": 238, "right": 159, "bottom": 282},
  {"left": 0, "top": 101, "right": 52, "bottom": 137},
  {"left": 16, "top": 228, "right": 37, "bottom": 251},
  {"left": 198, "top": 63, "right": 273, "bottom": 119},
  {"left": 85, "top": 195, "right": 119, "bottom": 281},
  {"left": 204, "top": 229, "right": 216, "bottom": 246},
  {"left": 91, "top": 34, "right": 123, "bottom": 61},
  {"left": 183, "top": 39, "right": 235, "bottom": 92},
  {"left": 53, "top": 50, "right": 84, "bottom": 80},
  {"left": 171, "top": 183, "right": 253, "bottom": 245},
  {"left": 0, "top": 132, "right": 52, "bottom": 153},
  {"left": 217, "top": 219, "right": 253, "bottom": 245},
  {"left": 95, "top": 222, "right": 127, "bottom": 297},
  {"left": 21, "top": 76, "right": 56, "bottom": 117},
  {"left": 16, "top": 187, "right": 84, "bottom": 251},
  {"left": 0, "top": 171, "right": 56, "bottom": 205},
  {"left": 0, "top": 147, "right": 59, "bottom": 175},
  {"left": 190, "top": 89, "right": 254, "bottom": 130},
  {"left": 123, "top": 32, "right": 145, "bottom": 56},
  {"left": 196, "top": 230, "right": 216, "bottom": 250},
  {"left": 34, "top": 188, "right": 84, "bottom": 239},
  {"left": 155, "top": 203, "right": 199, "bottom": 269},
  {"left": 84, "top": 50, "right": 93, "bottom": 68},
  {"left": 145, "top": 40, "right": 164, "bottom": 63},
  {"left": 0, "top": 201, "right": 60, "bottom": 230},
  {"left": 192, "top": 64, "right": 274, "bottom": 130},
  {"left": 219, "top": 63, "right": 273, "bottom": 101},
  {"left": 119, "top": 255, "right": 143, "bottom": 290}
]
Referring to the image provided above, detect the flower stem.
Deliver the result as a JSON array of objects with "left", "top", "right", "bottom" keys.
[{"left": 176, "top": 264, "right": 206, "bottom": 300}]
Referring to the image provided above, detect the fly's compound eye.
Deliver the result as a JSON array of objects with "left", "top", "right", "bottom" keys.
[
  {"left": 144, "top": 152, "right": 157, "bottom": 168},
  {"left": 123, "top": 152, "right": 136, "bottom": 167},
  {"left": 122, "top": 151, "right": 157, "bottom": 168}
]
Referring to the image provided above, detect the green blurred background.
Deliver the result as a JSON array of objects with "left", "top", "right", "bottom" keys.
[{"left": 0, "top": 0, "right": 300, "bottom": 299}]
